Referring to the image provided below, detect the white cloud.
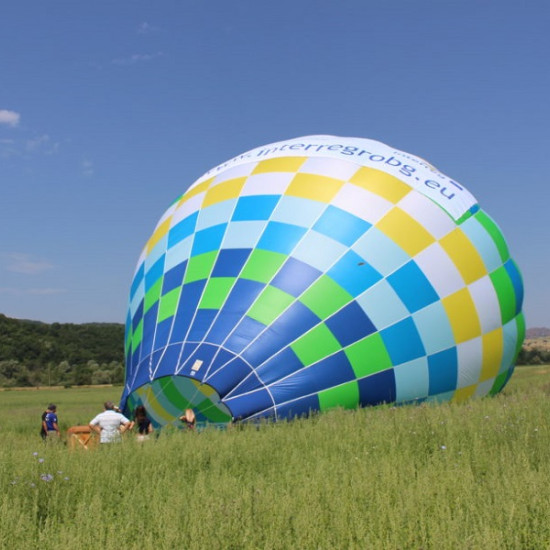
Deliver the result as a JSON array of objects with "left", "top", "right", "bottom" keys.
[
  {"left": 3, "top": 253, "right": 54, "bottom": 275},
  {"left": 25, "top": 134, "right": 60, "bottom": 155},
  {"left": 112, "top": 51, "right": 163, "bottom": 65},
  {"left": 0, "top": 109, "right": 20, "bottom": 127},
  {"left": 138, "top": 22, "right": 159, "bottom": 34}
]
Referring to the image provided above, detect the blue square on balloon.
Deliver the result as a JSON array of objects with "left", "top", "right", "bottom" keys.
[
  {"left": 145, "top": 255, "right": 165, "bottom": 291},
  {"left": 387, "top": 260, "right": 439, "bottom": 314},
  {"left": 130, "top": 263, "right": 145, "bottom": 301},
  {"left": 257, "top": 222, "right": 306, "bottom": 255},
  {"left": 327, "top": 250, "right": 382, "bottom": 297},
  {"left": 168, "top": 212, "right": 198, "bottom": 248},
  {"left": 169, "top": 280, "right": 206, "bottom": 343},
  {"left": 188, "top": 309, "right": 218, "bottom": 341},
  {"left": 232, "top": 195, "right": 280, "bottom": 221},
  {"left": 132, "top": 299, "right": 144, "bottom": 331},
  {"left": 381, "top": 317, "right": 426, "bottom": 365},
  {"left": 191, "top": 224, "right": 227, "bottom": 255},
  {"left": 276, "top": 394, "right": 320, "bottom": 420},
  {"left": 162, "top": 261, "right": 187, "bottom": 294},
  {"left": 154, "top": 343, "right": 193, "bottom": 379},
  {"left": 225, "top": 279, "right": 265, "bottom": 314},
  {"left": 257, "top": 347, "right": 305, "bottom": 385},
  {"left": 242, "top": 302, "right": 320, "bottom": 365},
  {"left": 141, "top": 303, "right": 159, "bottom": 359},
  {"left": 226, "top": 387, "right": 274, "bottom": 420},
  {"left": 206, "top": 356, "right": 254, "bottom": 397},
  {"left": 212, "top": 248, "right": 251, "bottom": 277},
  {"left": 313, "top": 205, "right": 371, "bottom": 247},
  {"left": 428, "top": 348, "right": 458, "bottom": 395},
  {"left": 152, "top": 316, "right": 173, "bottom": 351},
  {"left": 504, "top": 259, "right": 523, "bottom": 315},
  {"left": 358, "top": 368, "right": 396, "bottom": 406},
  {"left": 271, "top": 257, "right": 321, "bottom": 297},
  {"left": 271, "top": 351, "right": 355, "bottom": 404},
  {"left": 131, "top": 345, "right": 141, "bottom": 372},
  {"left": 325, "top": 301, "right": 376, "bottom": 346},
  {"left": 225, "top": 316, "right": 266, "bottom": 354}
]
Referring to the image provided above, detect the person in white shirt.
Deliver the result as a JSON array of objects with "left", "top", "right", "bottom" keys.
[{"left": 89, "top": 401, "right": 131, "bottom": 444}]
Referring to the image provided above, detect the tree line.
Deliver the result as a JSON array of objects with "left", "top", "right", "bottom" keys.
[
  {"left": 516, "top": 345, "right": 550, "bottom": 366},
  {"left": 0, "top": 314, "right": 125, "bottom": 388}
]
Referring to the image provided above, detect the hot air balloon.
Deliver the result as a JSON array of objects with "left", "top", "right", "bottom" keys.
[{"left": 120, "top": 135, "right": 524, "bottom": 426}]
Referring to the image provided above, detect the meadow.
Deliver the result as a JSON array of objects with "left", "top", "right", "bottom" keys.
[{"left": 1, "top": 367, "right": 550, "bottom": 550}]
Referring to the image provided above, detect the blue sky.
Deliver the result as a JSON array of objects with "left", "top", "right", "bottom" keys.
[{"left": 1, "top": 0, "right": 548, "bottom": 327}]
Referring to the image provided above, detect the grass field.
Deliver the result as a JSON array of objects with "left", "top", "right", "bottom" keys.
[{"left": 1, "top": 367, "right": 550, "bottom": 549}]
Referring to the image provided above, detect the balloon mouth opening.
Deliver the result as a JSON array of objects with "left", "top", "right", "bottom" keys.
[{"left": 125, "top": 375, "right": 233, "bottom": 428}]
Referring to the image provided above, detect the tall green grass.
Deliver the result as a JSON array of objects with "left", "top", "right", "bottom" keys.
[{"left": 1, "top": 368, "right": 550, "bottom": 549}]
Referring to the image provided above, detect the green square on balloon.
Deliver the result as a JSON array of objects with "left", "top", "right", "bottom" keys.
[
  {"left": 144, "top": 278, "right": 162, "bottom": 314},
  {"left": 318, "top": 381, "right": 359, "bottom": 411},
  {"left": 131, "top": 319, "right": 143, "bottom": 351},
  {"left": 247, "top": 286, "right": 295, "bottom": 326},
  {"left": 299, "top": 275, "right": 352, "bottom": 319},
  {"left": 291, "top": 324, "right": 342, "bottom": 366},
  {"left": 199, "top": 277, "right": 236, "bottom": 310},
  {"left": 158, "top": 287, "right": 181, "bottom": 322},
  {"left": 240, "top": 249, "right": 286, "bottom": 283},
  {"left": 184, "top": 251, "right": 217, "bottom": 283},
  {"left": 490, "top": 266, "right": 516, "bottom": 324},
  {"left": 345, "top": 333, "right": 392, "bottom": 378},
  {"left": 474, "top": 210, "right": 509, "bottom": 263}
]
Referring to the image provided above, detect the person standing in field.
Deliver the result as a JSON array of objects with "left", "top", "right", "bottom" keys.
[
  {"left": 89, "top": 401, "right": 131, "bottom": 444},
  {"left": 132, "top": 405, "right": 154, "bottom": 442},
  {"left": 41, "top": 404, "right": 60, "bottom": 441}
]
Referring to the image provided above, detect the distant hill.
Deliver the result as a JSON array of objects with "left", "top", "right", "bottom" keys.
[
  {"left": 526, "top": 327, "right": 550, "bottom": 339},
  {"left": 0, "top": 313, "right": 124, "bottom": 387}
]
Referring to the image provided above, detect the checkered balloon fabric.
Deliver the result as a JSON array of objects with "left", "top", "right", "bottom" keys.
[{"left": 120, "top": 136, "right": 524, "bottom": 426}]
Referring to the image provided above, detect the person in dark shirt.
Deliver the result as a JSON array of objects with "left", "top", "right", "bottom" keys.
[
  {"left": 41, "top": 404, "right": 60, "bottom": 440},
  {"left": 133, "top": 405, "right": 154, "bottom": 441}
]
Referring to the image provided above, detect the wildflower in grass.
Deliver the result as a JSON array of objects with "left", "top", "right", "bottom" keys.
[
  {"left": 32, "top": 452, "right": 38, "bottom": 456},
  {"left": 29, "top": 483, "right": 36, "bottom": 488},
  {"left": 38, "top": 458, "right": 44, "bottom": 464},
  {"left": 40, "top": 474, "right": 54, "bottom": 482},
  {"left": 440, "top": 445, "right": 447, "bottom": 450},
  {"left": 64, "top": 477, "right": 70, "bottom": 481}
]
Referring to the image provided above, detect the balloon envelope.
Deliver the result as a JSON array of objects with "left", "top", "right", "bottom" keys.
[{"left": 120, "top": 136, "right": 524, "bottom": 426}]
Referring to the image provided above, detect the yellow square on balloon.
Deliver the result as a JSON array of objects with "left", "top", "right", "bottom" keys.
[
  {"left": 285, "top": 172, "right": 344, "bottom": 203},
  {"left": 203, "top": 177, "right": 247, "bottom": 207},
  {"left": 442, "top": 288, "right": 482, "bottom": 344},
  {"left": 350, "top": 167, "right": 411, "bottom": 204},
  {"left": 252, "top": 157, "right": 307, "bottom": 173},
  {"left": 376, "top": 207, "right": 435, "bottom": 256}
]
